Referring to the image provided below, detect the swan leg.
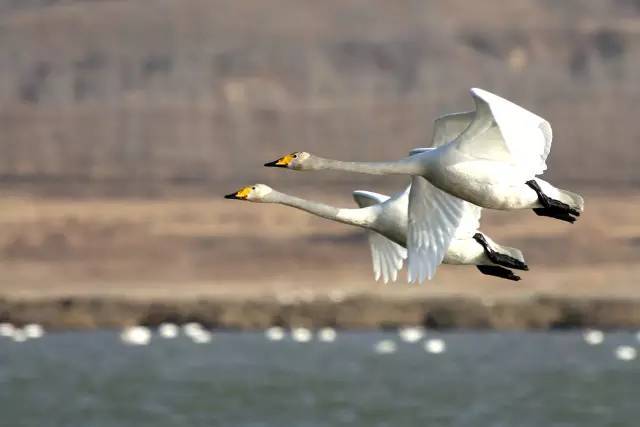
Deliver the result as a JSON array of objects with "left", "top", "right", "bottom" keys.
[
  {"left": 525, "top": 180, "right": 580, "bottom": 223},
  {"left": 476, "top": 265, "right": 521, "bottom": 281},
  {"left": 473, "top": 233, "right": 529, "bottom": 271}
]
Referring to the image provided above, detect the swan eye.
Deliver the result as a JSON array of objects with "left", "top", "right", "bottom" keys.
[
  {"left": 292, "top": 154, "right": 298, "bottom": 159},
  {"left": 252, "top": 186, "right": 256, "bottom": 190}
]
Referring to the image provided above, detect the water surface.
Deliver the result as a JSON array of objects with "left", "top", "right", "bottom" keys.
[{"left": 0, "top": 331, "right": 638, "bottom": 427}]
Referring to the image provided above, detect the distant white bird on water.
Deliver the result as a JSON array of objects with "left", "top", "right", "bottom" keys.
[
  {"left": 265, "top": 326, "right": 285, "bottom": 341},
  {"left": 0, "top": 322, "right": 15, "bottom": 337},
  {"left": 23, "top": 324, "right": 44, "bottom": 339},
  {"left": 158, "top": 323, "right": 179, "bottom": 339},
  {"left": 615, "top": 346, "right": 637, "bottom": 361},
  {"left": 291, "top": 327, "right": 312, "bottom": 343},
  {"left": 318, "top": 327, "right": 337, "bottom": 342},
  {"left": 374, "top": 340, "right": 397, "bottom": 354},
  {"left": 265, "top": 88, "right": 584, "bottom": 282},
  {"left": 121, "top": 326, "right": 151, "bottom": 346},
  {"left": 189, "top": 329, "right": 212, "bottom": 344},
  {"left": 583, "top": 329, "right": 604, "bottom": 345},
  {"left": 181, "top": 322, "right": 213, "bottom": 343},
  {"left": 224, "top": 181, "right": 528, "bottom": 282},
  {"left": 12, "top": 329, "right": 27, "bottom": 343},
  {"left": 182, "top": 322, "right": 205, "bottom": 337},
  {"left": 398, "top": 327, "right": 425, "bottom": 343},
  {"left": 424, "top": 339, "right": 446, "bottom": 354}
]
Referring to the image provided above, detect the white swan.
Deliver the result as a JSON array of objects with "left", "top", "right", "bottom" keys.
[
  {"left": 224, "top": 181, "right": 528, "bottom": 282},
  {"left": 374, "top": 339, "right": 397, "bottom": 354},
  {"left": 158, "top": 323, "right": 179, "bottom": 339},
  {"left": 265, "top": 88, "right": 584, "bottom": 281},
  {"left": 23, "top": 324, "right": 44, "bottom": 339},
  {"left": 120, "top": 326, "right": 151, "bottom": 346},
  {"left": 265, "top": 326, "right": 285, "bottom": 341},
  {"left": 398, "top": 326, "right": 425, "bottom": 343},
  {"left": 318, "top": 327, "right": 337, "bottom": 342},
  {"left": 424, "top": 338, "right": 446, "bottom": 354},
  {"left": 615, "top": 346, "right": 637, "bottom": 361},
  {"left": 291, "top": 327, "right": 313, "bottom": 342},
  {"left": 0, "top": 322, "right": 15, "bottom": 337},
  {"left": 189, "top": 329, "right": 212, "bottom": 344},
  {"left": 583, "top": 329, "right": 604, "bottom": 345}
]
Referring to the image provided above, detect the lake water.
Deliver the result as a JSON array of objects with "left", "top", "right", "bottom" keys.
[{"left": 0, "top": 331, "right": 638, "bottom": 427}]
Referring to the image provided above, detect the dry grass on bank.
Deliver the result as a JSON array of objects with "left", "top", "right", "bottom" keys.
[{"left": 0, "top": 189, "right": 637, "bottom": 300}]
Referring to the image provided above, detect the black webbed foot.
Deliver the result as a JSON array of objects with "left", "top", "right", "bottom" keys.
[
  {"left": 532, "top": 207, "right": 576, "bottom": 223},
  {"left": 526, "top": 180, "right": 579, "bottom": 223},
  {"left": 476, "top": 265, "right": 521, "bottom": 281},
  {"left": 473, "top": 233, "right": 529, "bottom": 271}
]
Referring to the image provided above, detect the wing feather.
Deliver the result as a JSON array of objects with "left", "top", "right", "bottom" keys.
[
  {"left": 367, "top": 231, "right": 407, "bottom": 283},
  {"left": 454, "top": 88, "right": 552, "bottom": 178},
  {"left": 352, "top": 190, "right": 390, "bottom": 208},
  {"left": 353, "top": 189, "right": 406, "bottom": 283},
  {"left": 431, "top": 111, "right": 476, "bottom": 147},
  {"left": 407, "top": 176, "right": 468, "bottom": 283},
  {"left": 408, "top": 111, "right": 475, "bottom": 158},
  {"left": 453, "top": 202, "right": 482, "bottom": 239}
]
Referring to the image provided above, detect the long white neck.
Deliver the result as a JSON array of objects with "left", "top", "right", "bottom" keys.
[
  {"left": 268, "top": 191, "right": 376, "bottom": 228},
  {"left": 310, "top": 155, "right": 426, "bottom": 176}
]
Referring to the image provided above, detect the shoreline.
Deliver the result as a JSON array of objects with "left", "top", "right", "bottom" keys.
[{"left": 2, "top": 294, "right": 639, "bottom": 331}]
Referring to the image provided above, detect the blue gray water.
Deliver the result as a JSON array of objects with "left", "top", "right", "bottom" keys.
[{"left": 0, "top": 331, "right": 638, "bottom": 427}]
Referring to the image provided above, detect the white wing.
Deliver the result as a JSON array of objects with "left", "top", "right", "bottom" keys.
[
  {"left": 352, "top": 190, "right": 389, "bottom": 207},
  {"left": 454, "top": 88, "right": 552, "bottom": 178},
  {"left": 408, "top": 147, "right": 431, "bottom": 157},
  {"left": 366, "top": 231, "right": 407, "bottom": 283},
  {"left": 407, "top": 176, "right": 470, "bottom": 283},
  {"left": 431, "top": 111, "right": 476, "bottom": 147},
  {"left": 453, "top": 202, "right": 482, "bottom": 239},
  {"left": 408, "top": 111, "right": 474, "bottom": 157},
  {"left": 353, "top": 190, "right": 406, "bottom": 283}
]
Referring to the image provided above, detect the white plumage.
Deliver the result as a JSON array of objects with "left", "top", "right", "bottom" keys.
[{"left": 263, "top": 88, "right": 583, "bottom": 282}]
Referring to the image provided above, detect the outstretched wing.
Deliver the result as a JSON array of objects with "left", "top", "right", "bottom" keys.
[
  {"left": 366, "top": 231, "right": 407, "bottom": 283},
  {"left": 408, "top": 111, "right": 475, "bottom": 157},
  {"left": 352, "top": 190, "right": 389, "bottom": 207},
  {"left": 352, "top": 190, "right": 406, "bottom": 283},
  {"left": 453, "top": 88, "right": 552, "bottom": 178},
  {"left": 432, "top": 111, "right": 476, "bottom": 147},
  {"left": 407, "top": 176, "right": 468, "bottom": 283},
  {"left": 452, "top": 203, "right": 482, "bottom": 239}
]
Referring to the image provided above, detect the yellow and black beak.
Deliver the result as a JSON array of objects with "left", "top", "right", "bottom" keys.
[
  {"left": 264, "top": 154, "right": 294, "bottom": 168},
  {"left": 224, "top": 186, "right": 252, "bottom": 200}
]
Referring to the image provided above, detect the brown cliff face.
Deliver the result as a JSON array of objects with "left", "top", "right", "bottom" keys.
[{"left": 0, "top": 0, "right": 637, "bottom": 191}]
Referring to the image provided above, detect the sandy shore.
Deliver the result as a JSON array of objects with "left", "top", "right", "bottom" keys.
[{"left": 0, "top": 189, "right": 638, "bottom": 330}]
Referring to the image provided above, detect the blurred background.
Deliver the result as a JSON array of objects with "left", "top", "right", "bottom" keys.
[
  {"left": 0, "top": 0, "right": 638, "bottom": 327},
  {"left": 1, "top": 2, "right": 640, "bottom": 427}
]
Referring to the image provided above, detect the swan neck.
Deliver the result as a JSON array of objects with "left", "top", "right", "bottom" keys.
[
  {"left": 315, "top": 156, "right": 424, "bottom": 176},
  {"left": 272, "top": 192, "right": 369, "bottom": 227}
]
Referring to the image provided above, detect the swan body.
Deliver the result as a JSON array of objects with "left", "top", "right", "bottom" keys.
[
  {"left": 224, "top": 183, "right": 528, "bottom": 283},
  {"left": 265, "top": 88, "right": 583, "bottom": 282}
]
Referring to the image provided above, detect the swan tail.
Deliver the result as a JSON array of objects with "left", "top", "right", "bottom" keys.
[
  {"left": 473, "top": 233, "right": 529, "bottom": 271},
  {"left": 553, "top": 187, "right": 584, "bottom": 214},
  {"left": 527, "top": 179, "right": 584, "bottom": 223}
]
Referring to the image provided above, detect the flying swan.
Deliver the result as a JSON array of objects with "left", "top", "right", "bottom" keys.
[
  {"left": 224, "top": 181, "right": 528, "bottom": 282},
  {"left": 264, "top": 88, "right": 584, "bottom": 282}
]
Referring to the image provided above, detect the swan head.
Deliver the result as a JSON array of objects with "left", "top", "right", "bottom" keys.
[
  {"left": 264, "top": 151, "right": 312, "bottom": 170},
  {"left": 224, "top": 184, "right": 274, "bottom": 202}
]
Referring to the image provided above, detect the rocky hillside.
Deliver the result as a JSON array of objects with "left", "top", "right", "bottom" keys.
[{"left": 0, "top": 0, "right": 639, "bottom": 192}]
